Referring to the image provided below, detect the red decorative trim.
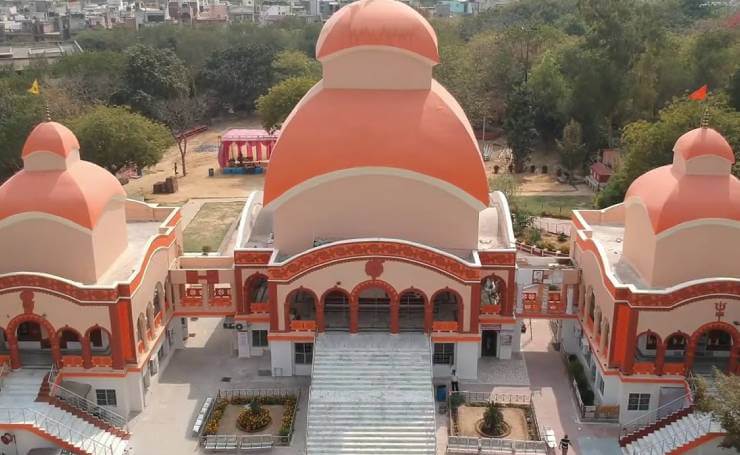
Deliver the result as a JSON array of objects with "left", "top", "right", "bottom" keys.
[
  {"left": 268, "top": 241, "right": 480, "bottom": 282},
  {"left": 478, "top": 251, "right": 516, "bottom": 266},
  {"left": 365, "top": 259, "right": 384, "bottom": 279},
  {"left": 350, "top": 280, "right": 399, "bottom": 333},
  {"left": 234, "top": 251, "right": 272, "bottom": 265},
  {"left": 6, "top": 313, "right": 60, "bottom": 369}
]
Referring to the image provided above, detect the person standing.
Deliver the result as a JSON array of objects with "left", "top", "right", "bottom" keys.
[
  {"left": 451, "top": 369, "right": 459, "bottom": 392},
  {"left": 560, "top": 435, "right": 571, "bottom": 455}
]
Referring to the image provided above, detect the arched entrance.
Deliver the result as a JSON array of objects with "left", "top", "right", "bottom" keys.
[
  {"left": 288, "top": 289, "right": 317, "bottom": 322},
  {"left": 398, "top": 289, "right": 425, "bottom": 332},
  {"left": 242, "top": 274, "right": 268, "bottom": 314},
  {"left": 358, "top": 287, "right": 391, "bottom": 331},
  {"left": 691, "top": 326, "right": 735, "bottom": 374},
  {"left": 8, "top": 315, "right": 58, "bottom": 368},
  {"left": 323, "top": 289, "right": 350, "bottom": 331}
]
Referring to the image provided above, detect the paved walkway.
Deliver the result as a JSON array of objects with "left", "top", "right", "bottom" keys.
[{"left": 128, "top": 317, "right": 308, "bottom": 455}]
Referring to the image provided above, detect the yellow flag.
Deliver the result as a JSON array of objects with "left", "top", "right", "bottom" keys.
[{"left": 28, "top": 79, "right": 40, "bottom": 95}]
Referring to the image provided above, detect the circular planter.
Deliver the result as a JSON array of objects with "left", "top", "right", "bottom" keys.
[
  {"left": 476, "top": 419, "right": 511, "bottom": 439},
  {"left": 237, "top": 408, "right": 272, "bottom": 433}
]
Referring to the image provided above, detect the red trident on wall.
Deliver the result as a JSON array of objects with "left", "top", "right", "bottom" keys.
[{"left": 715, "top": 301, "right": 727, "bottom": 321}]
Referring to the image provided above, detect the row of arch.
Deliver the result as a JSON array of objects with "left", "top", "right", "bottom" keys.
[
  {"left": 634, "top": 323, "right": 740, "bottom": 374},
  {"left": 0, "top": 313, "right": 112, "bottom": 369},
  {"left": 135, "top": 282, "right": 167, "bottom": 352},
  {"left": 239, "top": 274, "right": 508, "bottom": 333}
]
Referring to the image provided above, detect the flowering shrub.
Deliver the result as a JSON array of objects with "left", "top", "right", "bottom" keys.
[
  {"left": 203, "top": 399, "right": 229, "bottom": 436},
  {"left": 237, "top": 407, "right": 272, "bottom": 432}
]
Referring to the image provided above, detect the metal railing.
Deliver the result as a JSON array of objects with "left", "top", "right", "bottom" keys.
[
  {"left": 0, "top": 360, "right": 8, "bottom": 390},
  {"left": 202, "top": 434, "right": 274, "bottom": 451},
  {"left": 447, "top": 436, "right": 548, "bottom": 454},
  {"left": 627, "top": 413, "right": 720, "bottom": 455},
  {"left": 428, "top": 335, "right": 438, "bottom": 455},
  {"left": 217, "top": 387, "right": 300, "bottom": 401},
  {"left": 620, "top": 392, "right": 692, "bottom": 436},
  {"left": 0, "top": 407, "right": 117, "bottom": 455},
  {"left": 50, "top": 382, "right": 129, "bottom": 432},
  {"left": 451, "top": 390, "right": 532, "bottom": 406}
]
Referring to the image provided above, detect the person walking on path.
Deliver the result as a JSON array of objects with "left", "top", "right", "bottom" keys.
[
  {"left": 450, "top": 369, "right": 459, "bottom": 392},
  {"left": 560, "top": 435, "right": 571, "bottom": 455}
]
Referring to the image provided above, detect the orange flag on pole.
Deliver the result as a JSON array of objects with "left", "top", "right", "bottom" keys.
[{"left": 689, "top": 84, "right": 708, "bottom": 101}]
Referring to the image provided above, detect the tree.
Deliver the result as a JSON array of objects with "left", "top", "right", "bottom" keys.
[
  {"left": 256, "top": 77, "right": 317, "bottom": 132},
  {"left": 504, "top": 84, "right": 538, "bottom": 173},
  {"left": 557, "top": 119, "right": 587, "bottom": 183},
  {"left": 272, "top": 50, "right": 321, "bottom": 82},
  {"left": 200, "top": 44, "right": 277, "bottom": 112},
  {"left": 120, "top": 45, "right": 189, "bottom": 115},
  {"left": 156, "top": 96, "right": 207, "bottom": 177},
  {"left": 482, "top": 403, "right": 507, "bottom": 436},
  {"left": 705, "top": 372, "right": 740, "bottom": 450},
  {"left": 52, "top": 51, "right": 126, "bottom": 104},
  {"left": 67, "top": 106, "right": 172, "bottom": 174},
  {"left": 0, "top": 82, "right": 43, "bottom": 181}
]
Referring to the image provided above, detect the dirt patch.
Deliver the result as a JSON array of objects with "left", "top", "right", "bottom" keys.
[
  {"left": 182, "top": 201, "right": 245, "bottom": 253},
  {"left": 123, "top": 116, "right": 264, "bottom": 204},
  {"left": 457, "top": 405, "right": 531, "bottom": 441},
  {"left": 217, "top": 404, "right": 284, "bottom": 436}
]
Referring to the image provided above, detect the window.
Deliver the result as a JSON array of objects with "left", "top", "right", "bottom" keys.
[
  {"left": 295, "top": 343, "right": 313, "bottom": 364},
  {"left": 627, "top": 393, "right": 650, "bottom": 411},
  {"left": 95, "top": 389, "right": 117, "bottom": 406},
  {"left": 667, "top": 335, "right": 686, "bottom": 350},
  {"left": 252, "top": 330, "right": 268, "bottom": 348},
  {"left": 433, "top": 343, "right": 455, "bottom": 365},
  {"left": 646, "top": 334, "right": 658, "bottom": 350}
]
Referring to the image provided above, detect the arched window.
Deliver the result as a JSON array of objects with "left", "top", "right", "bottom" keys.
[
  {"left": 706, "top": 330, "right": 732, "bottom": 351},
  {"left": 358, "top": 287, "right": 391, "bottom": 330},
  {"left": 0, "top": 328, "right": 8, "bottom": 353},
  {"left": 665, "top": 333, "right": 687, "bottom": 363},
  {"left": 433, "top": 290, "right": 459, "bottom": 322},
  {"left": 137, "top": 314, "right": 147, "bottom": 347},
  {"left": 588, "top": 292, "right": 596, "bottom": 321},
  {"left": 324, "top": 290, "right": 349, "bottom": 330},
  {"left": 635, "top": 332, "right": 659, "bottom": 362},
  {"left": 58, "top": 328, "right": 81, "bottom": 353},
  {"left": 153, "top": 283, "right": 163, "bottom": 317},
  {"left": 399, "top": 290, "right": 425, "bottom": 331},
  {"left": 88, "top": 327, "right": 111, "bottom": 354},
  {"left": 250, "top": 276, "right": 269, "bottom": 303},
  {"left": 146, "top": 303, "right": 155, "bottom": 331},
  {"left": 289, "top": 290, "right": 316, "bottom": 321}
]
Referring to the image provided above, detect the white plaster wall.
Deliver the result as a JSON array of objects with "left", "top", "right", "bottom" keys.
[
  {"left": 272, "top": 174, "right": 480, "bottom": 257},
  {"left": 126, "top": 370, "right": 145, "bottom": 413},
  {"left": 91, "top": 200, "right": 128, "bottom": 280},
  {"left": 248, "top": 322, "right": 270, "bottom": 357},
  {"left": 0, "top": 291, "right": 111, "bottom": 334},
  {"left": 617, "top": 381, "right": 665, "bottom": 424},
  {"left": 130, "top": 246, "right": 175, "bottom": 354},
  {"left": 270, "top": 340, "right": 292, "bottom": 376},
  {"left": 278, "top": 260, "right": 471, "bottom": 331},
  {"left": 636, "top": 298, "right": 740, "bottom": 339},
  {"left": 622, "top": 202, "right": 658, "bottom": 285},
  {"left": 455, "top": 342, "right": 478, "bottom": 380},
  {"left": 0, "top": 216, "right": 97, "bottom": 283},
  {"left": 69, "top": 375, "right": 135, "bottom": 419},
  {"left": 652, "top": 223, "right": 740, "bottom": 287}
]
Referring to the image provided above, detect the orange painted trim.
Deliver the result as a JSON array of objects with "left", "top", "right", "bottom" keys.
[
  {"left": 128, "top": 235, "right": 176, "bottom": 292},
  {"left": 267, "top": 333, "right": 315, "bottom": 342},
  {"left": 59, "top": 370, "right": 128, "bottom": 379},
  {"left": 0, "top": 423, "right": 82, "bottom": 454},
  {"left": 432, "top": 334, "right": 482, "bottom": 343},
  {"left": 166, "top": 209, "right": 182, "bottom": 227},
  {"left": 235, "top": 314, "right": 270, "bottom": 323},
  {"left": 173, "top": 311, "right": 234, "bottom": 317},
  {"left": 667, "top": 432, "right": 725, "bottom": 455},
  {"left": 479, "top": 316, "right": 517, "bottom": 324}
]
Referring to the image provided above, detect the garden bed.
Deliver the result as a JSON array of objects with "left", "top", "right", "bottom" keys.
[
  {"left": 202, "top": 394, "right": 298, "bottom": 445},
  {"left": 457, "top": 405, "right": 530, "bottom": 440}
]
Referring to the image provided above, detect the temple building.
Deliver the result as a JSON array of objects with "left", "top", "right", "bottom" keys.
[{"left": 564, "top": 126, "right": 740, "bottom": 424}]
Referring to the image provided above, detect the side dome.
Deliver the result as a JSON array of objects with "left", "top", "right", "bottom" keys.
[
  {"left": 0, "top": 122, "right": 126, "bottom": 230},
  {"left": 625, "top": 127, "right": 740, "bottom": 234},
  {"left": 316, "top": 0, "right": 440, "bottom": 63}
]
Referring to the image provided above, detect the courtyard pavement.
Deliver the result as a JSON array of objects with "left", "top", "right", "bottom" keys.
[{"left": 128, "top": 317, "right": 308, "bottom": 455}]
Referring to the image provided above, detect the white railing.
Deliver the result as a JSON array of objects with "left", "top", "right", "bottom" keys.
[
  {"left": 620, "top": 392, "right": 693, "bottom": 436},
  {"left": 0, "top": 407, "right": 116, "bottom": 455},
  {"left": 428, "top": 335, "right": 437, "bottom": 455},
  {"left": 628, "top": 413, "right": 720, "bottom": 455},
  {"left": 217, "top": 387, "right": 300, "bottom": 401},
  {"left": 50, "top": 382, "right": 129, "bottom": 432},
  {"left": 451, "top": 390, "right": 532, "bottom": 406},
  {"left": 447, "top": 436, "right": 548, "bottom": 454},
  {"left": 0, "top": 360, "right": 8, "bottom": 390}
]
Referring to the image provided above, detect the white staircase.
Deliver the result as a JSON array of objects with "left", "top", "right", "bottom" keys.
[
  {"left": 621, "top": 412, "right": 723, "bottom": 455},
  {"left": 0, "top": 369, "right": 128, "bottom": 455},
  {"left": 306, "top": 333, "right": 436, "bottom": 455}
]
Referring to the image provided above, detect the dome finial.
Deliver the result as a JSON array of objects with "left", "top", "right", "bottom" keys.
[{"left": 700, "top": 106, "right": 710, "bottom": 129}]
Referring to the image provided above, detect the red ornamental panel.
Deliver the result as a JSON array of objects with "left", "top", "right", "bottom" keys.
[
  {"left": 269, "top": 241, "right": 479, "bottom": 282},
  {"left": 478, "top": 251, "right": 516, "bottom": 266},
  {"left": 234, "top": 251, "right": 272, "bottom": 265},
  {"left": 0, "top": 275, "right": 118, "bottom": 303}
]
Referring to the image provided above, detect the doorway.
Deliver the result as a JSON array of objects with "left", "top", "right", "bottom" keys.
[
  {"left": 482, "top": 330, "right": 498, "bottom": 357},
  {"left": 358, "top": 287, "right": 390, "bottom": 331},
  {"left": 16, "top": 321, "right": 53, "bottom": 367},
  {"left": 324, "top": 290, "right": 350, "bottom": 331}
]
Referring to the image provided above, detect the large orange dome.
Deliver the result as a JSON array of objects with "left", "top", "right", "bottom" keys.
[
  {"left": 316, "top": 0, "right": 439, "bottom": 63},
  {"left": 625, "top": 127, "right": 740, "bottom": 234},
  {"left": 263, "top": 81, "right": 489, "bottom": 207}
]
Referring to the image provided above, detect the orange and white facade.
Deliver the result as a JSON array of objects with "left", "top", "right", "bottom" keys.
[
  {"left": 564, "top": 127, "right": 740, "bottom": 423},
  {"left": 0, "top": 122, "right": 184, "bottom": 419}
]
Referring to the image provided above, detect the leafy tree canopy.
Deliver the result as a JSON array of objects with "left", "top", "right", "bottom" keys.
[
  {"left": 256, "top": 76, "right": 317, "bottom": 132},
  {"left": 67, "top": 105, "right": 173, "bottom": 174},
  {"left": 122, "top": 45, "right": 190, "bottom": 104}
]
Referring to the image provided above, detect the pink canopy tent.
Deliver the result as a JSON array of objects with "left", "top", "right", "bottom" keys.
[{"left": 218, "top": 129, "right": 279, "bottom": 168}]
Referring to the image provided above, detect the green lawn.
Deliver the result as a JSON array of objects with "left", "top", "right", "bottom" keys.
[
  {"left": 183, "top": 201, "right": 245, "bottom": 253},
  {"left": 512, "top": 195, "right": 595, "bottom": 219}
]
